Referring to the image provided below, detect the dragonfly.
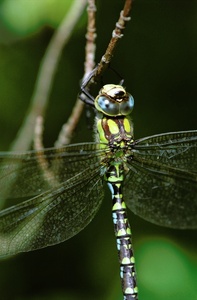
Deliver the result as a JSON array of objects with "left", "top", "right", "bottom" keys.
[{"left": 0, "top": 83, "right": 197, "bottom": 300}]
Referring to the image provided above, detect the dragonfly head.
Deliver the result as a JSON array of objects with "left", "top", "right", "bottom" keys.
[{"left": 95, "top": 84, "right": 134, "bottom": 117}]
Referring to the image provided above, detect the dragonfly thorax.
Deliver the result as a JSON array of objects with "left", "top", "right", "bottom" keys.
[{"left": 96, "top": 114, "right": 134, "bottom": 147}]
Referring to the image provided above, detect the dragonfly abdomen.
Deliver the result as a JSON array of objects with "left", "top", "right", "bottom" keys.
[{"left": 107, "top": 178, "right": 138, "bottom": 299}]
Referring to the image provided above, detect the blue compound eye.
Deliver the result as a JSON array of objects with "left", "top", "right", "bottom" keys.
[
  {"left": 119, "top": 94, "right": 134, "bottom": 115},
  {"left": 96, "top": 96, "right": 120, "bottom": 116}
]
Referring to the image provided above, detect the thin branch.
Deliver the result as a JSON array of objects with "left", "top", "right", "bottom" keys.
[
  {"left": 96, "top": 0, "right": 132, "bottom": 78},
  {"left": 10, "top": 0, "right": 87, "bottom": 152},
  {"left": 55, "top": 0, "right": 97, "bottom": 147},
  {"left": 34, "top": 116, "right": 45, "bottom": 150},
  {"left": 34, "top": 116, "right": 59, "bottom": 187},
  {"left": 32, "top": 1, "right": 96, "bottom": 193},
  {"left": 83, "top": 0, "right": 133, "bottom": 89},
  {"left": 84, "top": 0, "right": 97, "bottom": 74}
]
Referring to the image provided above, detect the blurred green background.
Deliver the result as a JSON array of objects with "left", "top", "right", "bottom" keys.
[{"left": 0, "top": 1, "right": 197, "bottom": 300}]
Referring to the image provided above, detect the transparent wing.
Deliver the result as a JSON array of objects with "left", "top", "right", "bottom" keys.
[
  {"left": 0, "top": 164, "right": 104, "bottom": 257},
  {"left": 124, "top": 130, "right": 197, "bottom": 229},
  {"left": 0, "top": 143, "right": 103, "bottom": 202}
]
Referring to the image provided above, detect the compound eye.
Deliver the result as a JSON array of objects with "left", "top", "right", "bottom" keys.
[
  {"left": 96, "top": 96, "right": 119, "bottom": 116},
  {"left": 120, "top": 94, "right": 134, "bottom": 115}
]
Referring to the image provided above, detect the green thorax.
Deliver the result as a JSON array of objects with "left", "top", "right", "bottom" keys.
[{"left": 96, "top": 113, "right": 133, "bottom": 146}]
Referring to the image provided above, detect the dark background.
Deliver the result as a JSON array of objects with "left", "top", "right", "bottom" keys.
[{"left": 0, "top": 1, "right": 197, "bottom": 300}]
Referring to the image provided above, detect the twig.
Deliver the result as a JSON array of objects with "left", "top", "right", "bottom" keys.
[
  {"left": 82, "top": 0, "right": 133, "bottom": 90},
  {"left": 0, "top": 1, "right": 87, "bottom": 210},
  {"left": 10, "top": 0, "right": 87, "bottom": 152},
  {"left": 34, "top": 116, "right": 45, "bottom": 150},
  {"left": 33, "top": 1, "right": 97, "bottom": 190},
  {"left": 96, "top": 0, "right": 132, "bottom": 78},
  {"left": 55, "top": 0, "right": 97, "bottom": 146},
  {"left": 34, "top": 116, "right": 59, "bottom": 187}
]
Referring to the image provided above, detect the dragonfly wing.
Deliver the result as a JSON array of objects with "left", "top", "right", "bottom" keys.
[
  {"left": 0, "top": 165, "right": 103, "bottom": 257},
  {"left": 124, "top": 130, "right": 197, "bottom": 229},
  {"left": 0, "top": 143, "right": 102, "bottom": 202},
  {"left": 133, "top": 130, "right": 197, "bottom": 171}
]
